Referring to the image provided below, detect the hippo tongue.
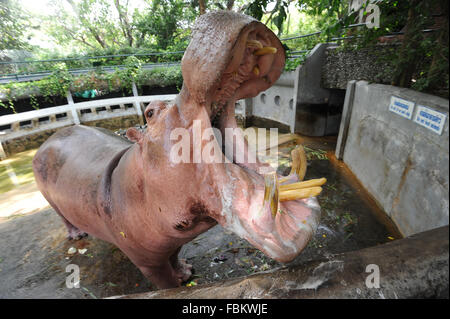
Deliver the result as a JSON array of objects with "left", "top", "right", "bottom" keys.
[{"left": 181, "top": 10, "right": 285, "bottom": 116}]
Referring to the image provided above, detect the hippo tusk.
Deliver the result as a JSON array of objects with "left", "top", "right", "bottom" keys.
[
  {"left": 279, "top": 187, "right": 323, "bottom": 202},
  {"left": 247, "top": 39, "right": 263, "bottom": 49},
  {"left": 263, "top": 171, "right": 279, "bottom": 218},
  {"left": 279, "top": 145, "right": 308, "bottom": 184},
  {"left": 280, "top": 178, "right": 327, "bottom": 192},
  {"left": 289, "top": 145, "right": 307, "bottom": 181},
  {"left": 254, "top": 46, "right": 277, "bottom": 56},
  {"left": 265, "top": 172, "right": 325, "bottom": 217}
]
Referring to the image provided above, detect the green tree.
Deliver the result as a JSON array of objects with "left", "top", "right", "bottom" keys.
[
  {"left": 391, "top": 0, "right": 449, "bottom": 93},
  {"left": 244, "top": 0, "right": 293, "bottom": 35},
  {"left": 45, "top": 0, "right": 142, "bottom": 50},
  {"left": 45, "top": 0, "right": 114, "bottom": 50},
  {"left": 133, "top": 0, "right": 195, "bottom": 50},
  {"left": 0, "top": 0, "right": 31, "bottom": 51},
  {"left": 42, "top": 0, "right": 200, "bottom": 53},
  {"left": 292, "top": 0, "right": 448, "bottom": 95}
]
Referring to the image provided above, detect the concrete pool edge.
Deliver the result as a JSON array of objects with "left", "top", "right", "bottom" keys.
[{"left": 111, "top": 225, "right": 449, "bottom": 299}]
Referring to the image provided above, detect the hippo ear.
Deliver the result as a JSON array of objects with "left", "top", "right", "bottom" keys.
[{"left": 126, "top": 127, "right": 143, "bottom": 144}]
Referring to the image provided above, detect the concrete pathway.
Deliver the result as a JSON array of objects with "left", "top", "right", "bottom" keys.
[{"left": 0, "top": 183, "right": 49, "bottom": 221}]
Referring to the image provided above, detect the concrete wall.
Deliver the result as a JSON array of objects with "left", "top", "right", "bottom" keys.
[
  {"left": 336, "top": 81, "right": 449, "bottom": 236},
  {"left": 235, "top": 71, "right": 296, "bottom": 132},
  {"left": 240, "top": 43, "right": 400, "bottom": 137},
  {"left": 251, "top": 71, "right": 296, "bottom": 129},
  {"left": 292, "top": 43, "right": 345, "bottom": 136},
  {"left": 236, "top": 49, "right": 345, "bottom": 137}
]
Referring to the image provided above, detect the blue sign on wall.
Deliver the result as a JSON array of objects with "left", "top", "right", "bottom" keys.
[
  {"left": 389, "top": 96, "right": 415, "bottom": 120},
  {"left": 413, "top": 105, "right": 447, "bottom": 135}
]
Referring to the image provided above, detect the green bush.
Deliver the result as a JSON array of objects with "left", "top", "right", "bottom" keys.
[
  {"left": 137, "top": 66, "right": 182, "bottom": 89},
  {"left": 0, "top": 64, "right": 183, "bottom": 112},
  {"left": 284, "top": 55, "right": 307, "bottom": 72}
]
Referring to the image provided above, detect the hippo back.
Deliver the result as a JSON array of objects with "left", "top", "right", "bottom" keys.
[
  {"left": 32, "top": 125, "right": 132, "bottom": 236},
  {"left": 33, "top": 125, "right": 131, "bottom": 186}
]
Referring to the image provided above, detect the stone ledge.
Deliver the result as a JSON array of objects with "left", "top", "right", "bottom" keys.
[{"left": 111, "top": 226, "right": 449, "bottom": 299}]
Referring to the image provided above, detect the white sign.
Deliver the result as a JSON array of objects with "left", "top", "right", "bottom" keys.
[
  {"left": 413, "top": 105, "right": 447, "bottom": 135},
  {"left": 389, "top": 96, "right": 415, "bottom": 119}
]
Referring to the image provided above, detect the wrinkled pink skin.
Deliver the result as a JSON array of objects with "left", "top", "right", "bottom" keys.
[{"left": 32, "top": 11, "right": 320, "bottom": 289}]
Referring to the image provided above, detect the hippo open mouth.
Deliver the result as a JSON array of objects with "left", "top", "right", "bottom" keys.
[
  {"left": 169, "top": 11, "right": 323, "bottom": 262},
  {"left": 33, "top": 11, "right": 323, "bottom": 289}
]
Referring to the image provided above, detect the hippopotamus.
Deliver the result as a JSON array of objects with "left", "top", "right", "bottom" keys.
[{"left": 32, "top": 11, "right": 321, "bottom": 289}]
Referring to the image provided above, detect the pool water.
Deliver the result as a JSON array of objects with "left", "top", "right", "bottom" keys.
[{"left": 0, "top": 149, "right": 37, "bottom": 194}]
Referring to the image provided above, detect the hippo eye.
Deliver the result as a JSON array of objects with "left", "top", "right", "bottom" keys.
[{"left": 147, "top": 109, "right": 153, "bottom": 118}]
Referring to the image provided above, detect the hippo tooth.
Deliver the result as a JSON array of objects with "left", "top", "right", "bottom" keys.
[
  {"left": 289, "top": 145, "right": 307, "bottom": 181},
  {"left": 252, "top": 66, "right": 260, "bottom": 76},
  {"left": 254, "top": 46, "right": 277, "bottom": 56},
  {"left": 263, "top": 172, "right": 279, "bottom": 218},
  {"left": 247, "top": 39, "right": 263, "bottom": 49},
  {"left": 279, "top": 187, "right": 323, "bottom": 202},
  {"left": 280, "top": 178, "right": 327, "bottom": 192}
]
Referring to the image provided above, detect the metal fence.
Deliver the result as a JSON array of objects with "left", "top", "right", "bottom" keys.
[{"left": 0, "top": 62, "right": 181, "bottom": 84}]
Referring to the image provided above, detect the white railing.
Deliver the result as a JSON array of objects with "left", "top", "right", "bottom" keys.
[{"left": 0, "top": 93, "right": 176, "bottom": 145}]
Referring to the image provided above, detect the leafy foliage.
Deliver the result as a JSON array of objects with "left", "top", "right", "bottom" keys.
[
  {"left": 346, "top": 0, "right": 448, "bottom": 95},
  {"left": 133, "top": 0, "right": 194, "bottom": 51},
  {"left": 0, "top": 63, "right": 183, "bottom": 112},
  {"left": 136, "top": 67, "right": 183, "bottom": 89},
  {"left": 289, "top": 0, "right": 448, "bottom": 96},
  {"left": 0, "top": 0, "right": 31, "bottom": 51},
  {"left": 284, "top": 55, "right": 306, "bottom": 71},
  {"left": 245, "top": 0, "right": 269, "bottom": 20},
  {"left": 1, "top": 0, "right": 448, "bottom": 109},
  {"left": 42, "top": 0, "right": 196, "bottom": 53}
]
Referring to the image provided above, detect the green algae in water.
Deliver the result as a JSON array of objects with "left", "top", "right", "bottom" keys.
[{"left": 0, "top": 149, "right": 37, "bottom": 193}]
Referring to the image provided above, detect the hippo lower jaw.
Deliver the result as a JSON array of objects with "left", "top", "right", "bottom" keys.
[{"left": 214, "top": 161, "right": 320, "bottom": 263}]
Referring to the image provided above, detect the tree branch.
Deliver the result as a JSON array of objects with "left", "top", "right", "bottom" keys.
[
  {"left": 65, "top": 0, "right": 108, "bottom": 48},
  {"left": 113, "top": 0, "right": 134, "bottom": 47}
]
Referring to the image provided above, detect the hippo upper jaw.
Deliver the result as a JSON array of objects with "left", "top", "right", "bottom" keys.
[{"left": 181, "top": 10, "right": 285, "bottom": 122}]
